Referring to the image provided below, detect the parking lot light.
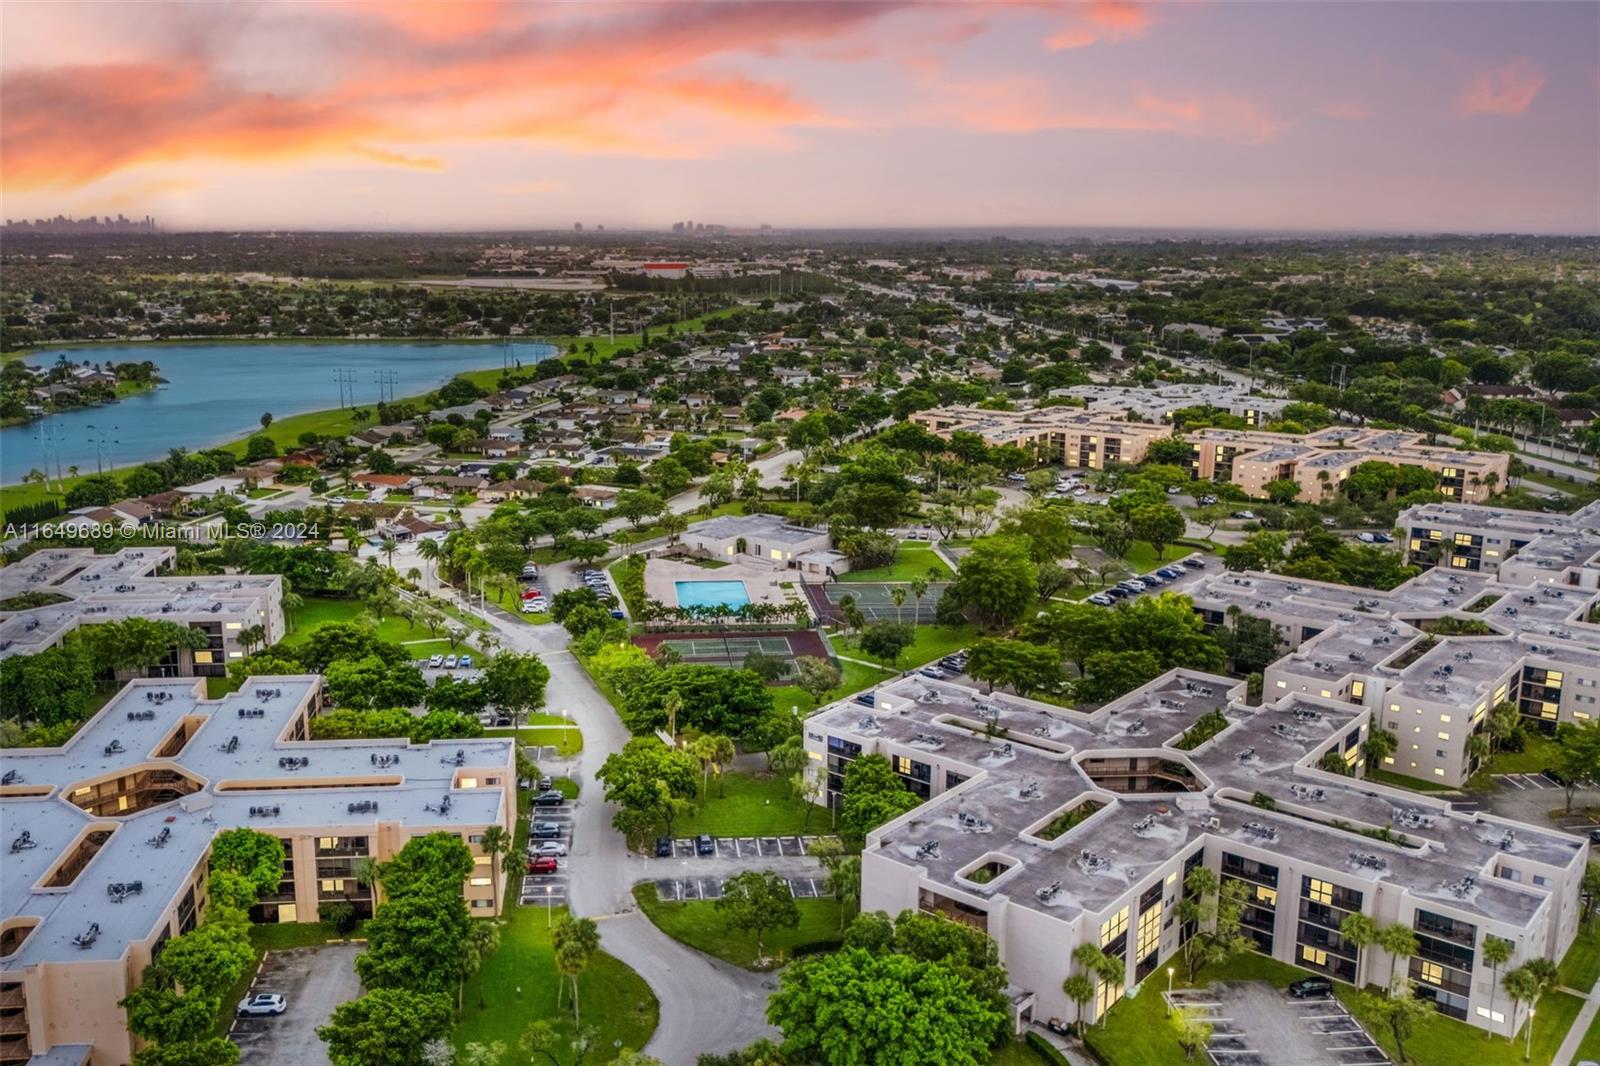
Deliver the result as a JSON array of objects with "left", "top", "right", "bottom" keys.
[
  {"left": 1167, "top": 966, "right": 1175, "bottom": 1014},
  {"left": 546, "top": 884, "right": 553, "bottom": 926}
]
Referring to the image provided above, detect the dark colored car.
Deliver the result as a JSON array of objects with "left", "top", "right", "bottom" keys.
[
  {"left": 1288, "top": 977, "right": 1333, "bottom": 999},
  {"left": 855, "top": 692, "right": 876, "bottom": 707},
  {"left": 532, "top": 822, "right": 562, "bottom": 839},
  {"left": 533, "top": 790, "right": 565, "bottom": 807},
  {"left": 526, "top": 856, "right": 558, "bottom": 874},
  {"left": 695, "top": 834, "right": 716, "bottom": 856},
  {"left": 1587, "top": 828, "right": 1600, "bottom": 846},
  {"left": 655, "top": 837, "right": 674, "bottom": 857}
]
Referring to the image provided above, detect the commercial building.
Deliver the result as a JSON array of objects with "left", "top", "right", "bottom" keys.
[
  {"left": 1186, "top": 427, "right": 1509, "bottom": 503},
  {"left": 0, "top": 675, "right": 516, "bottom": 1065},
  {"left": 0, "top": 549, "right": 284, "bottom": 678},
  {"left": 680, "top": 513, "right": 839, "bottom": 574},
  {"left": 804, "top": 670, "right": 1586, "bottom": 1038},
  {"left": 908, "top": 407, "right": 1171, "bottom": 470}
]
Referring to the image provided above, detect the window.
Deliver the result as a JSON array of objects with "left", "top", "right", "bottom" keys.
[
  {"left": 1433, "top": 768, "right": 1446, "bottom": 777},
  {"left": 1256, "top": 886, "right": 1277, "bottom": 907},
  {"left": 1100, "top": 906, "right": 1129, "bottom": 947},
  {"left": 470, "top": 876, "right": 492, "bottom": 887},
  {"left": 1302, "top": 946, "right": 1327, "bottom": 966},
  {"left": 1439, "top": 714, "right": 1451, "bottom": 723},
  {"left": 1437, "top": 732, "right": 1450, "bottom": 741},
  {"left": 1418, "top": 961, "right": 1444, "bottom": 985},
  {"left": 1476, "top": 1007, "right": 1506, "bottom": 1023},
  {"left": 1137, "top": 901, "right": 1163, "bottom": 960},
  {"left": 1351, "top": 681, "right": 1365, "bottom": 700},
  {"left": 1306, "top": 879, "right": 1333, "bottom": 905}
]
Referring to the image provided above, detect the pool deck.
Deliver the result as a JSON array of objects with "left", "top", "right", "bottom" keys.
[{"left": 644, "top": 557, "right": 813, "bottom": 619}]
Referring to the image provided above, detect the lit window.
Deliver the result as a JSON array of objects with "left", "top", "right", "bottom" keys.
[
  {"left": 1433, "top": 768, "right": 1446, "bottom": 777},
  {"left": 1383, "top": 757, "right": 1395, "bottom": 765},
  {"left": 470, "top": 876, "right": 492, "bottom": 887},
  {"left": 1306, "top": 880, "right": 1332, "bottom": 905},
  {"left": 1302, "top": 946, "right": 1328, "bottom": 966},
  {"left": 1419, "top": 961, "right": 1444, "bottom": 985},
  {"left": 1437, "top": 732, "right": 1451, "bottom": 742},
  {"left": 1099, "top": 906, "right": 1129, "bottom": 947},
  {"left": 1256, "top": 886, "right": 1277, "bottom": 906},
  {"left": 1439, "top": 714, "right": 1451, "bottom": 723}
]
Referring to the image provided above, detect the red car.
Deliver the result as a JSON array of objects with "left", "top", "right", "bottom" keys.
[{"left": 526, "top": 856, "right": 558, "bottom": 874}]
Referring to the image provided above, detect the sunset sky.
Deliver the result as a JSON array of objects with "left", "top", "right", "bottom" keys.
[{"left": 2, "top": 1, "right": 1596, "bottom": 233}]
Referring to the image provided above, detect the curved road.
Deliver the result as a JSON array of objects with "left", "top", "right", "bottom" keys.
[{"left": 479, "top": 601, "right": 783, "bottom": 1064}]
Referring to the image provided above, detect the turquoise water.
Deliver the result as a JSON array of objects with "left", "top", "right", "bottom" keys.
[
  {"left": 3, "top": 340, "right": 557, "bottom": 484},
  {"left": 674, "top": 580, "right": 751, "bottom": 609}
]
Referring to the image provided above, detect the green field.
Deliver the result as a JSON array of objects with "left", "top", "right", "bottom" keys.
[
  {"left": 632, "top": 884, "right": 843, "bottom": 969},
  {"left": 1575, "top": 1011, "right": 1600, "bottom": 1063},
  {"left": 990, "top": 1041, "right": 1053, "bottom": 1066},
  {"left": 277, "top": 595, "right": 436, "bottom": 646},
  {"left": 835, "top": 544, "right": 955, "bottom": 583},
  {"left": 1560, "top": 927, "right": 1600, "bottom": 990},
  {"left": 834, "top": 623, "right": 976, "bottom": 670},
  {"left": 768, "top": 657, "right": 897, "bottom": 717},
  {"left": 484, "top": 723, "right": 583, "bottom": 757},
  {"left": 672, "top": 771, "right": 830, "bottom": 838}
]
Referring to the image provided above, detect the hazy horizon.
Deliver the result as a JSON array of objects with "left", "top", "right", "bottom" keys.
[{"left": 3, "top": 1, "right": 1596, "bottom": 235}]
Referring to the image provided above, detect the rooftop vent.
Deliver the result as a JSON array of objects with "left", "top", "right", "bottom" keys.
[
  {"left": 277, "top": 756, "right": 309, "bottom": 771},
  {"left": 1289, "top": 784, "right": 1326, "bottom": 802},
  {"left": 253, "top": 687, "right": 282, "bottom": 700},
  {"left": 956, "top": 810, "right": 991, "bottom": 832},
  {"left": 72, "top": 923, "right": 100, "bottom": 949},
  {"left": 9, "top": 830, "right": 36, "bottom": 853},
  {"left": 146, "top": 827, "right": 170, "bottom": 848},
  {"left": 1019, "top": 780, "right": 1041, "bottom": 799},
  {"left": 915, "top": 841, "right": 941, "bottom": 861},
  {"left": 238, "top": 707, "right": 265, "bottom": 719},
  {"left": 1446, "top": 875, "right": 1477, "bottom": 899},
  {"left": 1349, "top": 851, "right": 1387, "bottom": 871},
  {"left": 218, "top": 736, "right": 239, "bottom": 754},
  {"left": 1036, "top": 880, "right": 1064, "bottom": 903},
  {"left": 107, "top": 880, "right": 144, "bottom": 903},
  {"left": 1077, "top": 850, "right": 1112, "bottom": 874},
  {"left": 103, "top": 740, "right": 124, "bottom": 756},
  {"left": 2, "top": 770, "right": 21, "bottom": 786},
  {"left": 910, "top": 732, "right": 945, "bottom": 749},
  {"left": 249, "top": 805, "right": 281, "bottom": 818},
  {"left": 347, "top": 800, "right": 379, "bottom": 814},
  {"left": 1242, "top": 822, "right": 1278, "bottom": 842},
  {"left": 127, "top": 709, "right": 156, "bottom": 722},
  {"left": 370, "top": 753, "right": 399, "bottom": 768},
  {"left": 1395, "top": 807, "right": 1434, "bottom": 830}
]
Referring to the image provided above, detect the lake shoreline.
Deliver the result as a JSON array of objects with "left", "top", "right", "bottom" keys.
[{"left": 2, "top": 333, "right": 552, "bottom": 362}]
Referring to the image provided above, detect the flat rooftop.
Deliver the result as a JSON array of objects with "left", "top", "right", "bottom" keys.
[
  {"left": 686, "top": 513, "right": 826, "bottom": 546},
  {"left": 0, "top": 676, "right": 512, "bottom": 968},
  {"left": 814, "top": 671, "right": 1581, "bottom": 929}
]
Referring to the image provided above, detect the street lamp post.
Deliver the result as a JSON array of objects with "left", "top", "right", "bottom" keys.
[
  {"left": 546, "top": 884, "right": 553, "bottom": 927},
  {"left": 1167, "top": 966, "right": 1175, "bottom": 1015},
  {"left": 1525, "top": 1006, "right": 1535, "bottom": 1061}
]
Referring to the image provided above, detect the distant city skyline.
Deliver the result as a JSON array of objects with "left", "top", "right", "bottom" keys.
[{"left": 2, "top": 1, "right": 1596, "bottom": 234}]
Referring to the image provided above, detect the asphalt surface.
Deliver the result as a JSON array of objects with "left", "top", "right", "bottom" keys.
[{"left": 232, "top": 943, "right": 362, "bottom": 1066}]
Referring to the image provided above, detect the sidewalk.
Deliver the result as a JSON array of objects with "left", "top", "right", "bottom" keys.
[{"left": 1554, "top": 975, "right": 1599, "bottom": 1066}]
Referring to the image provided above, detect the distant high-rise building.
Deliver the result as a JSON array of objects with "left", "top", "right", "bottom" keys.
[
  {"left": 2, "top": 214, "right": 157, "bottom": 234},
  {"left": 672, "top": 221, "right": 684, "bottom": 233},
  {"left": 573, "top": 222, "right": 583, "bottom": 231}
]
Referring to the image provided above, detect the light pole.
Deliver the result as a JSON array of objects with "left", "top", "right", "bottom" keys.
[
  {"left": 1525, "top": 1006, "right": 1534, "bottom": 1061},
  {"left": 1167, "top": 966, "right": 1175, "bottom": 1015},
  {"left": 546, "top": 884, "right": 553, "bottom": 927}
]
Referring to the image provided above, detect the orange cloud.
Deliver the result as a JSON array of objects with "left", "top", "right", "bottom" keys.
[
  {"left": 1458, "top": 56, "right": 1547, "bottom": 116},
  {"left": 1046, "top": 1, "right": 1157, "bottom": 50},
  {"left": 935, "top": 77, "right": 1285, "bottom": 144}
]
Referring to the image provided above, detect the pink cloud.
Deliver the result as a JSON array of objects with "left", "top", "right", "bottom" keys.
[
  {"left": 1046, "top": 1, "right": 1158, "bottom": 50},
  {"left": 1458, "top": 56, "right": 1548, "bottom": 116},
  {"left": 1319, "top": 101, "right": 1372, "bottom": 120}
]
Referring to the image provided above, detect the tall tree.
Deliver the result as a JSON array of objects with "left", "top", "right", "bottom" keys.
[
  {"left": 717, "top": 870, "right": 802, "bottom": 961},
  {"left": 551, "top": 915, "right": 600, "bottom": 1022}
]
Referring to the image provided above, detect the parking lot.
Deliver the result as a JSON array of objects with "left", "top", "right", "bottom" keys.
[
  {"left": 1495, "top": 771, "right": 1563, "bottom": 791},
  {"left": 1168, "top": 982, "right": 1388, "bottom": 1066},
  {"left": 653, "top": 874, "right": 827, "bottom": 901},
  {"left": 233, "top": 943, "right": 362, "bottom": 1066},
  {"left": 520, "top": 805, "right": 574, "bottom": 906},
  {"left": 654, "top": 834, "right": 832, "bottom": 860}
]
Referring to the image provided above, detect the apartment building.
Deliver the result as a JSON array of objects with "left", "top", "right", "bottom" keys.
[
  {"left": 0, "top": 676, "right": 516, "bottom": 1066},
  {"left": 1189, "top": 546, "right": 1600, "bottom": 786},
  {"left": 805, "top": 671, "right": 1585, "bottom": 1038},
  {"left": 1187, "top": 428, "right": 1509, "bottom": 503},
  {"left": 1400, "top": 500, "right": 1600, "bottom": 588},
  {"left": 0, "top": 549, "right": 284, "bottom": 678},
  {"left": 1050, "top": 384, "right": 1291, "bottom": 427},
  {"left": 908, "top": 406, "right": 1171, "bottom": 470}
]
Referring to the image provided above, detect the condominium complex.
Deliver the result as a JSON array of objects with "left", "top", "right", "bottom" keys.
[
  {"left": 1186, "top": 427, "right": 1509, "bottom": 503},
  {"left": 1399, "top": 500, "right": 1600, "bottom": 587},
  {"left": 0, "top": 676, "right": 516, "bottom": 1066},
  {"left": 1189, "top": 539, "right": 1600, "bottom": 787},
  {"left": 805, "top": 669, "right": 1586, "bottom": 1039},
  {"left": 908, "top": 407, "right": 1171, "bottom": 470},
  {"left": 1049, "top": 384, "right": 1292, "bottom": 427},
  {"left": 0, "top": 549, "right": 285, "bottom": 678},
  {"left": 908, "top": 403, "right": 1509, "bottom": 502}
]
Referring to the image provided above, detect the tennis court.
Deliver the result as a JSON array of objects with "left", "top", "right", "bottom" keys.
[
  {"left": 809, "top": 581, "right": 949, "bottom": 623},
  {"left": 632, "top": 629, "right": 830, "bottom": 672}
]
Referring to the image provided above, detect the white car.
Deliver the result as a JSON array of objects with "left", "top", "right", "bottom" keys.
[
  {"left": 528, "top": 841, "right": 568, "bottom": 857},
  {"left": 1356, "top": 532, "right": 1377, "bottom": 543},
  {"left": 237, "top": 993, "right": 286, "bottom": 1017},
  {"left": 521, "top": 600, "right": 545, "bottom": 614}
]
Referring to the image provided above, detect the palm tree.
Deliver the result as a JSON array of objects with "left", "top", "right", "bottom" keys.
[
  {"left": 552, "top": 915, "right": 600, "bottom": 1023},
  {"left": 480, "top": 825, "right": 513, "bottom": 907},
  {"left": 1503, "top": 964, "right": 1541, "bottom": 1043},
  {"left": 1063, "top": 973, "right": 1096, "bottom": 1037},
  {"left": 691, "top": 735, "right": 717, "bottom": 797},
  {"left": 416, "top": 538, "right": 441, "bottom": 588},
  {"left": 458, "top": 919, "right": 501, "bottom": 1012},
  {"left": 353, "top": 856, "right": 382, "bottom": 911},
  {"left": 1377, "top": 923, "right": 1419, "bottom": 991},
  {"left": 890, "top": 587, "right": 907, "bottom": 624},
  {"left": 662, "top": 691, "right": 683, "bottom": 743},
  {"left": 281, "top": 590, "right": 305, "bottom": 632},
  {"left": 1339, "top": 913, "right": 1378, "bottom": 982},
  {"left": 908, "top": 577, "right": 929, "bottom": 627},
  {"left": 1481, "top": 935, "right": 1514, "bottom": 1040},
  {"left": 708, "top": 734, "right": 736, "bottom": 798}
]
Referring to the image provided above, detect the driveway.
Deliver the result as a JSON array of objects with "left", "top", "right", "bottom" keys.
[{"left": 232, "top": 943, "right": 362, "bottom": 1066}]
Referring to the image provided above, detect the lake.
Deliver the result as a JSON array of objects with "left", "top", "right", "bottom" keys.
[{"left": 2, "top": 340, "right": 558, "bottom": 484}]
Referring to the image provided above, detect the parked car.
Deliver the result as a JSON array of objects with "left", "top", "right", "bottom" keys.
[
  {"left": 522, "top": 600, "right": 543, "bottom": 614},
  {"left": 1166, "top": 485, "right": 1182, "bottom": 495},
  {"left": 459, "top": 655, "right": 473, "bottom": 669},
  {"left": 1006, "top": 473, "right": 1027, "bottom": 482},
  {"left": 237, "top": 994, "right": 287, "bottom": 1017},
  {"left": 1121, "top": 580, "right": 1149, "bottom": 592},
  {"left": 526, "top": 856, "right": 558, "bottom": 874},
  {"left": 532, "top": 822, "right": 563, "bottom": 839},
  {"left": 610, "top": 609, "right": 626, "bottom": 620},
  {"left": 533, "top": 790, "right": 565, "bottom": 807},
  {"left": 1321, "top": 516, "right": 1339, "bottom": 527},
  {"left": 655, "top": 837, "right": 674, "bottom": 857},
  {"left": 918, "top": 666, "right": 949, "bottom": 680},
  {"left": 538, "top": 775, "right": 552, "bottom": 790},
  {"left": 443, "top": 655, "right": 458, "bottom": 669},
  {"left": 528, "top": 841, "right": 568, "bottom": 857},
  {"left": 1288, "top": 977, "right": 1333, "bottom": 999},
  {"left": 1198, "top": 495, "right": 1217, "bottom": 506},
  {"left": 855, "top": 692, "right": 876, "bottom": 707},
  {"left": 1140, "top": 573, "right": 1167, "bottom": 586},
  {"left": 1157, "top": 567, "right": 1184, "bottom": 579},
  {"left": 1356, "top": 531, "right": 1377, "bottom": 543},
  {"left": 1586, "top": 828, "right": 1600, "bottom": 846},
  {"left": 1182, "top": 557, "right": 1206, "bottom": 569},
  {"left": 1231, "top": 510, "right": 1256, "bottom": 520},
  {"left": 428, "top": 654, "right": 444, "bottom": 668},
  {"left": 1102, "top": 587, "right": 1129, "bottom": 600},
  {"left": 695, "top": 834, "right": 716, "bottom": 856},
  {"left": 1087, "top": 593, "right": 1114, "bottom": 606}
]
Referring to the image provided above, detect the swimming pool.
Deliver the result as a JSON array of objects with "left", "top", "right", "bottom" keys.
[{"left": 674, "top": 580, "right": 752, "bottom": 609}]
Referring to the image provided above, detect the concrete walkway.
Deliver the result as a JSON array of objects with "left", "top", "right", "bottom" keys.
[{"left": 1553, "top": 976, "right": 1600, "bottom": 1066}]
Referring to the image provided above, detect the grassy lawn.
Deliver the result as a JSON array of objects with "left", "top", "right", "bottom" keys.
[
  {"left": 484, "top": 725, "right": 583, "bottom": 757},
  {"left": 632, "top": 884, "right": 843, "bottom": 970},
  {"left": 835, "top": 544, "right": 954, "bottom": 583},
  {"left": 1366, "top": 768, "right": 1459, "bottom": 793},
  {"left": 1561, "top": 927, "right": 1600, "bottom": 990},
  {"left": 1480, "top": 733, "right": 1563, "bottom": 777},
  {"left": 768, "top": 657, "right": 897, "bottom": 716},
  {"left": 1119, "top": 539, "right": 1187, "bottom": 572},
  {"left": 990, "top": 1040, "right": 1052, "bottom": 1066},
  {"left": 1576, "top": 1011, "right": 1600, "bottom": 1062},
  {"left": 834, "top": 623, "right": 977, "bottom": 670},
  {"left": 278, "top": 596, "right": 431, "bottom": 646},
  {"left": 1086, "top": 949, "right": 1584, "bottom": 1066},
  {"left": 672, "top": 771, "right": 830, "bottom": 838}
]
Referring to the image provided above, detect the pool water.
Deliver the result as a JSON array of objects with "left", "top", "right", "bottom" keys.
[{"left": 674, "top": 580, "right": 751, "bottom": 609}]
